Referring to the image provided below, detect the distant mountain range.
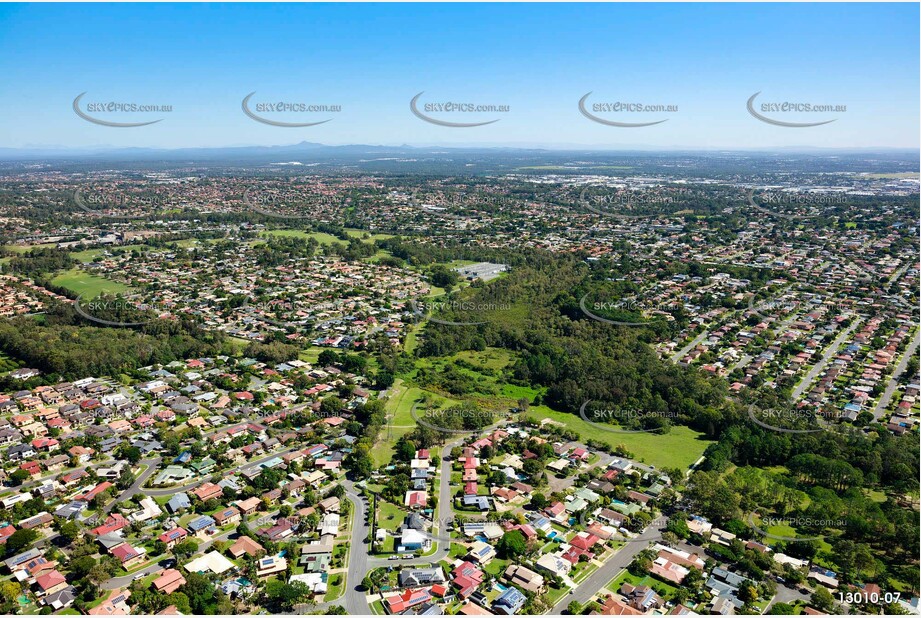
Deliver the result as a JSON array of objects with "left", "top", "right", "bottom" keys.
[{"left": 0, "top": 141, "right": 915, "bottom": 162}]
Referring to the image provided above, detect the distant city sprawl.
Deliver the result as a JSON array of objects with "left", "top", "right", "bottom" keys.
[{"left": 0, "top": 150, "right": 916, "bottom": 617}]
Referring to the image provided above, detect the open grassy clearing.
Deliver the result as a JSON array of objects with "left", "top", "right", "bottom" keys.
[
  {"left": 371, "top": 378, "right": 462, "bottom": 466},
  {"left": 50, "top": 268, "right": 130, "bottom": 298},
  {"left": 345, "top": 229, "right": 394, "bottom": 241},
  {"left": 387, "top": 384, "right": 462, "bottom": 427},
  {"left": 258, "top": 228, "right": 391, "bottom": 245},
  {"left": 259, "top": 230, "right": 343, "bottom": 244},
  {"left": 298, "top": 346, "right": 327, "bottom": 364},
  {"left": 525, "top": 405, "right": 713, "bottom": 470},
  {"left": 376, "top": 500, "right": 409, "bottom": 533},
  {"left": 444, "top": 259, "right": 479, "bottom": 268}
]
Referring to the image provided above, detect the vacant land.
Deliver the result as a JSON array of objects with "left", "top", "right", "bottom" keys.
[
  {"left": 372, "top": 379, "right": 461, "bottom": 466},
  {"left": 525, "top": 406, "right": 713, "bottom": 470},
  {"left": 50, "top": 268, "right": 130, "bottom": 298},
  {"left": 259, "top": 228, "right": 392, "bottom": 245},
  {"left": 259, "top": 230, "right": 343, "bottom": 244}
]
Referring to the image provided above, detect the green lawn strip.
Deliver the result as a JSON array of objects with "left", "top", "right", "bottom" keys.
[
  {"left": 371, "top": 381, "right": 461, "bottom": 467},
  {"left": 570, "top": 561, "right": 600, "bottom": 584},
  {"left": 2, "top": 243, "right": 57, "bottom": 253},
  {"left": 324, "top": 572, "right": 346, "bottom": 601},
  {"left": 543, "top": 585, "right": 570, "bottom": 607},
  {"left": 370, "top": 599, "right": 386, "bottom": 615},
  {"left": 483, "top": 558, "right": 511, "bottom": 577}
]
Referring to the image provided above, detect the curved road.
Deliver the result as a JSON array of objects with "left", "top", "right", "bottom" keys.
[
  {"left": 335, "top": 434, "right": 469, "bottom": 613},
  {"left": 82, "top": 422, "right": 478, "bottom": 611},
  {"left": 102, "top": 507, "right": 282, "bottom": 590}
]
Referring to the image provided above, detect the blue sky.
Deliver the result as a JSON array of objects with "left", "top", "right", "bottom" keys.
[{"left": 0, "top": 3, "right": 917, "bottom": 150}]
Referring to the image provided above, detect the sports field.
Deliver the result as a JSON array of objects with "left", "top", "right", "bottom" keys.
[{"left": 50, "top": 268, "right": 130, "bottom": 298}]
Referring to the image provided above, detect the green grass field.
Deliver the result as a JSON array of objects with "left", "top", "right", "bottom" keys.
[
  {"left": 345, "top": 229, "right": 394, "bottom": 241},
  {"left": 371, "top": 379, "right": 462, "bottom": 466},
  {"left": 376, "top": 500, "right": 409, "bottom": 533},
  {"left": 403, "top": 323, "right": 423, "bottom": 355},
  {"left": 298, "top": 346, "right": 327, "bottom": 364},
  {"left": 50, "top": 268, "right": 130, "bottom": 298},
  {"left": 444, "top": 259, "right": 479, "bottom": 268},
  {"left": 259, "top": 228, "right": 392, "bottom": 246},
  {"left": 259, "top": 230, "right": 343, "bottom": 244},
  {"left": 525, "top": 406, "right": 713, "bottom": 470}
]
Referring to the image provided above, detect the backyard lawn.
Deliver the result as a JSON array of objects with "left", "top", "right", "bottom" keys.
[
  {"left": 607, "top": 569, "right": 679, "bottom": 599},
  {"left": 376, "top": 499, "right": 408, "bottom": 533}
]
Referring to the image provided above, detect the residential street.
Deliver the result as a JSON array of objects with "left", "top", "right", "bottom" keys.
[
  {"left": 550, "top": 517, "right": 670, "bottom": 613},
  {"left": 791, "top": 319, "right": 862, "bottom": 400},
  {"left": 335, "top": 433, "right": 470, "bottom": 613},
  {"left": 873, "top": 329, "right": 920, "bottom": 419}
]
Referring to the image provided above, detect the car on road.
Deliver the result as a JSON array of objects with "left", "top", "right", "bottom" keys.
[
  {"left": 132, "top": 573, "right": 146, "bottom": 581},
  {"left": 388, "top": 555, "right": 400, "bottom": 560}
]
